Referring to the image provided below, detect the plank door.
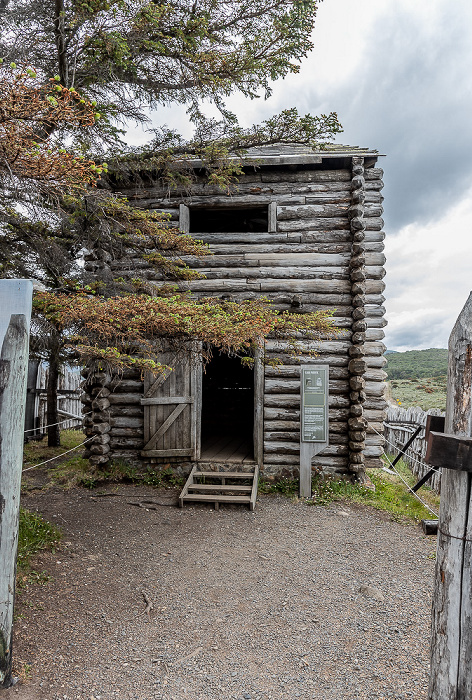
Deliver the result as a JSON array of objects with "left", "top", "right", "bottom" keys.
[{"left": 140, "top": 353, "right": 201, "bottom": 461}]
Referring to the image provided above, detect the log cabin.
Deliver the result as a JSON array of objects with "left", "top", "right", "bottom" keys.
[{"left": 82, "top": 144, "right": 387, "bottom": 481}]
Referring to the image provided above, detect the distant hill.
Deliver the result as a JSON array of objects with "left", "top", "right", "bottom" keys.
[{"left": 385, "top": 348, "right": 448, "bottom": 380}]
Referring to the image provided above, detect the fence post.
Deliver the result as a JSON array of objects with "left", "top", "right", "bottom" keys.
[
  {"left": 429, "top": 292, "right": 472, "bottom": 699},
  {"left": 0, "top": 280, "right": 33, "bottom": 688}
]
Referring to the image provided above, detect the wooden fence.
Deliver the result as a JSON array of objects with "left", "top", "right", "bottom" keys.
[
  {"left": 384, "top": 404, "right": 444, "bottom": 493},
  {"left": 24, "top": 361, "right": 82, "bottom": 437}
]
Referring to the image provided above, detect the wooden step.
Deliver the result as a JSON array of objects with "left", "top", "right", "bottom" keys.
[
  {"left": 180, "top": 494, "right": 251, "bottom": 503},
  {"left": 188, "top": 484, "right": 253, "bottom": 492},
  {"left": 179, "top": 464, "right": 259, "bottom": 510},
  {"left": 194, "top": 471, "right": 254, "bottom": 479}
]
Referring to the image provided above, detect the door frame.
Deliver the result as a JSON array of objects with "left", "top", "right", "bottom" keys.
[{"left": 197, "top": 346, "right": 264, "bottom": 466}]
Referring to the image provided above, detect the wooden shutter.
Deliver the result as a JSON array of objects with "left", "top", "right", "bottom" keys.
[{"left": 140, "top": 353, "right": 201, "bottom": 460}]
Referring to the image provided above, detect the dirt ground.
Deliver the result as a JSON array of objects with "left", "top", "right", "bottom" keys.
[{"left": 5, "top": 485, "right": 436, "bottom": 700}]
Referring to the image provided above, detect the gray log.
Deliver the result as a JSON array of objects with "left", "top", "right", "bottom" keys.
[
  {"left": 277, "top": 204, "right": 349, "bottom": 220},
  {"left": 430, "top": 292, "right": 472, "bottom": 699},
  {"left": 264, "top": 407, "right": 349, "bottom": 422},
  {"left": 207, "top": 243, "right": 352, "bottom": 255},
  {"left": 277, "top": 217, "right": 349, "bottom": 232},
  {"left": 261, "top": 170, "right": 351, "bottom": 183},
  {"left": 264, "top": 394, "right": 349, "bottom": 409},
  {"left": 0, "top": 280, "right": 33, "bottom": 688}
]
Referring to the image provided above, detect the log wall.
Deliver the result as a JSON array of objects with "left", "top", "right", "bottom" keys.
[{"left": 84, "top": 156, "right": 387, "bottom": 479}]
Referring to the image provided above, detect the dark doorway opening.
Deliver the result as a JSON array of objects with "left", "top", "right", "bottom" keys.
[
  {"left": 190, "top": 206, "right": 268, "bottom": 233},
  {"left": 200, "top": 353, "right": 254, "bottom": 463}
]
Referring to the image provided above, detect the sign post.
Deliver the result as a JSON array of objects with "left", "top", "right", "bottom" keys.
[
  {"left": 0, "top": 280, "right": 33, "bottom": 688},
  {"left": 299, "top": 364, "right": 329, "bottom": 498}
]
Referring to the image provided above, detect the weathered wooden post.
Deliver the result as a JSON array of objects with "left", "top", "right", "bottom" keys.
[
  {"left": 299, "top": 364, "right": 329, "bottom": 497},
  {"left": 0, "top": 280, "right": 33, "bottom": 688},
  {"left": 428, "top": 292, "right": 472, "bottom": 699}
]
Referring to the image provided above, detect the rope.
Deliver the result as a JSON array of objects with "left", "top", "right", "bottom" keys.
[
  {"left": 372, "top": 424, "right": 441, "bottom": 476},
  {"left": 380, "top": 450, "right": 439, "bottom": 519},
  {"left": 24, "top": 411, "right": 91, "bottom": 434},
  {"left": 22, "top": 436, "right": 95, "bottom": 472}
]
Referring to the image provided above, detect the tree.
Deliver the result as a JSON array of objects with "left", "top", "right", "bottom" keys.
[
  {"left": 0, "top": 1, "right": 326, "bottom": 145},
  {"left": 0, "top": 2, "right": 342, "bottom": 452}
]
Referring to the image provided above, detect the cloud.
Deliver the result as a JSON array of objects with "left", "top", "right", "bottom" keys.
[
  {"left": 123, "top": 0, "right": 472, "bottom": 352},
  {"left": 384, "top": 188, "right": 472, "bottom": 349}
]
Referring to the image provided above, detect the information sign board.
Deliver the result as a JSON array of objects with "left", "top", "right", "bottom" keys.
[{"left": 301, "top": 365, "right": 329, "bottom": 443}]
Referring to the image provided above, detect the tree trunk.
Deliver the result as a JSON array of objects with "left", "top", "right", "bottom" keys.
[{"left": 47, "top": 339, "right": 60, "bottom": 447}]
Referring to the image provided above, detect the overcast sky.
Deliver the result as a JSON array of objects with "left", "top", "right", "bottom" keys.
[{"left": 127, "top": 0, "right": 472, "bottom": 351}]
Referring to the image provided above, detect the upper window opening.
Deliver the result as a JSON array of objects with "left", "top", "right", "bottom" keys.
[{"left": 190, "top": 206, "right": 268, "bottom": 233}]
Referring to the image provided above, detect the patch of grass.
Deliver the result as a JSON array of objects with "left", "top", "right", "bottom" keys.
[
  {"left": 23, "top": 429, "right": 85, "bottom": 467},
  {"left": 17, "top": 508, "right": 61, "bottom": 573},
  {"left": 262, "top": 457, "right": 439, "bottom": 523},
  {"left": 108, "top": 461, "right": 186, "bottom": 489},
  {"left": 388, "top": 375, "right": 447, "bottom": 411},
  {"left": 258, "top": 477, "right": 299, "bottom": 495},
  {"left": 22, "top": 430, "right": 185, "bottom": 491}
]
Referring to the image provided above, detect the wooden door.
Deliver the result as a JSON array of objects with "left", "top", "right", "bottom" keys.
[{"left": 140, "top": 353, "right": 201, "bottom": 460}]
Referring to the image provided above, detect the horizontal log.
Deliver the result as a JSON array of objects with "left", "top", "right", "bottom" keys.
[
  {"left": 180, "top": 266, "right": 350, "bottom": 281},
  {"left": 264, "top": 365, "right": 349, "bottom": 380},
  {"left": 365, "top": 456, "right": 383, "bottom": 469},
  {"left": 263, "top": 354, "right": 349, "bottom": 368},
  {"left": 366, "top": 435, "right": 385, "bottom": 447},
  {"left": 277, "top": 204, "right": 349, "bottom": 220},
  {"left": 364, "top": 341, "right": 387, "bottom": 356},
  {"left": 110, "top": 438, "right": 144, "bottom": 449},
  {"left": 365, "top": 280, "right": 386, "bottom": 294},
  {"left": 110, "top": 428, "right": 144, "bottom": 437},
  {"left": 208, "top": 243, "right": 352, "bottom": 255},
  {"left": 364, "top": 218, "right": 384, "bottom": 231},
  {"left": 364, "top": 242, "right": 385, "bottom": 253},
  {"left": 190, "top": 194, "right": 308, "bottom": 207},
  {"left": 264, "top": 339, "right": 350, "bottom": 353},
  {"left": 290, "top": 231, "right": 351, "bottom": 243},
  {"left": 188, "top": 279, "right": 355, "bottom": 293},
  {"left": 190, "top": 181, "right": 351, "bottom": 197},
  {"left": 364, "top": 231, "right": 385, "bottom": 242},
  {"left": 365, "top": 328, "right": 385, "bottom": 341},
  {"left": 364, "top": 204, "right": 383, "bottom": 217},
  {"left": 261, "top": 170, "right": 351, "bottom": 183},
  {"left": 260, "top": 279, "right": 352, "bottom": 293},
  {"left": 264, "top": 431, "right": 347, "bottom": 445},
  {"left": 188, "top": 251, "right": 351, "bottom": 266},
  {"left": 109, "top": 380, "right": 143, "bottom": 393},
  {"left": 364, "top": 445, "right": 383, "bottom": 457},
  {"left": 364, "top": 408, "right": 387, "bottom": 421},
  {"left": 263, "top": 407, "right": 349, "bottom": 421},
  {"left": 109, "top": 416, "right": 144, "bottom": 429},
  {"left": 277, "top": 217, "right": 349, "bottom": 232},
  {"left": 262, "top": 454, "right": 347, "bottom": 468},
  {"left": 366, "top": 318, "right": 387, "bottom": 329},
  {"left": 363, "top": 398, "right": 388, "bottom": 411},
  {"left": 195, "top": 290, "right": 353, "bottom": 306},
  {"left": 264, "top": 441, "right": 347, "bottom": 456},
  {"left": 109, "top": 406, "right": 143, "bottom": 418},
  {"left": 264, "top": 394, "right": 349, "bottom": 409},
  {"left": 364, "top": 168, "right": 383, "bottom": 180},
  {"left": 108, "top": 393, "right": 142, "bottom": 405},
  {"left": 264, "top": 420, "right": 347, "bottom": 433},
  {"left": 365, "top": 253, "right": 386, "bottom": 266},
  {"left": 366, "top": 306, "right": 386, "bottom": 318},
  {"left": 265, "top": 378, "right": 348, "bottom": 394},
  {"left": 365, "top": 356, "right": 387, "bottom": 369},
  {"left": 365, "top": 369, "right": 388, "bottom": 381},
  {"left": 198, "top": 232, "right": 291, "bottom": 244}
]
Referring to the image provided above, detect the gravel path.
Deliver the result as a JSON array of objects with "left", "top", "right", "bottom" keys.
[{"left": 6, "top": 486, "right": 436, "bottom": 700}]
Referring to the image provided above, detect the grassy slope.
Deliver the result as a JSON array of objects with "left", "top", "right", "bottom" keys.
[
  {"left": 386, "top": 348, "right": 447, "bottom": 410},
  {"left": 386, "top": 348, "right": 448, "bottom": 379}
]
